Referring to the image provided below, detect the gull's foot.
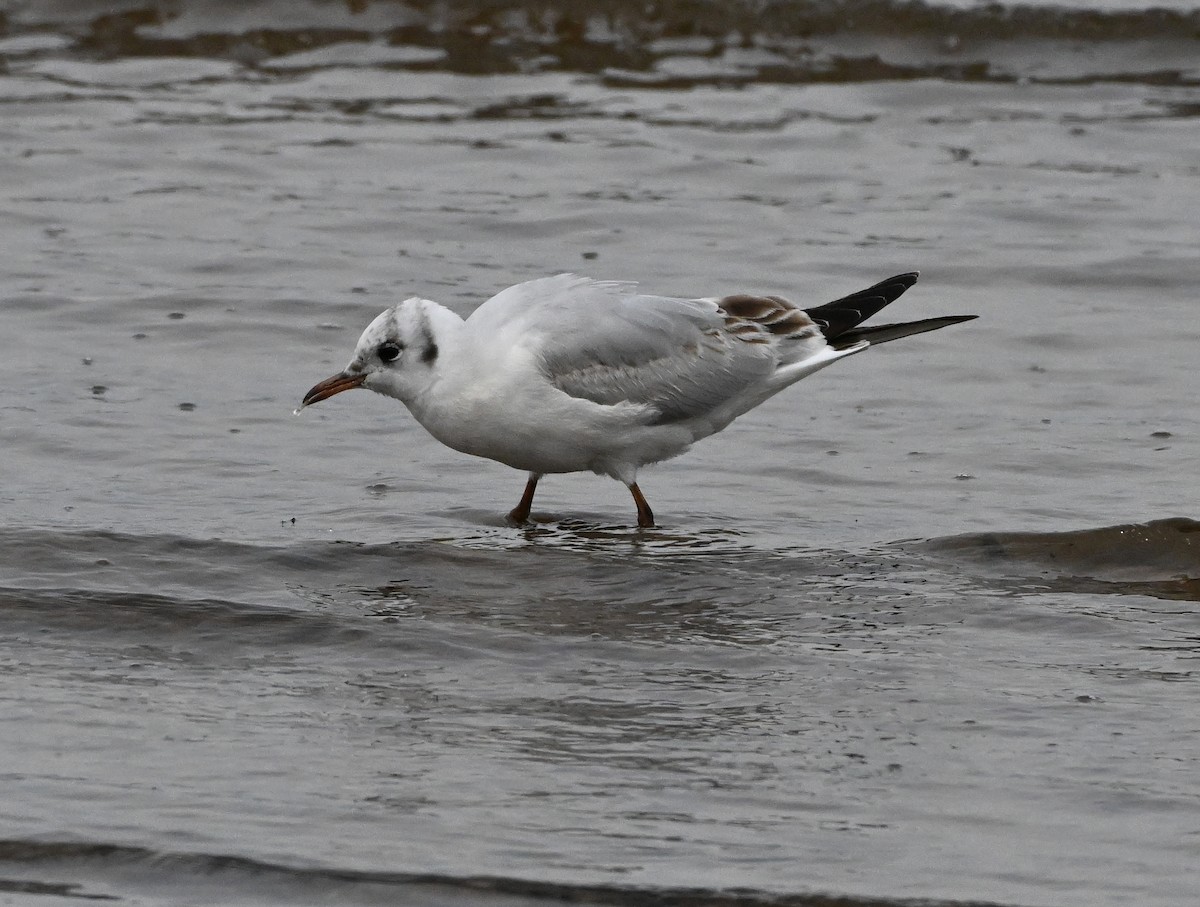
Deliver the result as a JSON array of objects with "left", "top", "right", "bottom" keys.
[{"left": 506, "top": 508, "right": 534, "bottom": 527}]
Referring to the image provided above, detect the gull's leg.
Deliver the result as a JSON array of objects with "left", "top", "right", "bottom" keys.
[
  {"left": 508, "top": 473, "right": 540, "bottom": 524},
  {"left": 628, "top": 482, "right": 655, "bottom": 529}
]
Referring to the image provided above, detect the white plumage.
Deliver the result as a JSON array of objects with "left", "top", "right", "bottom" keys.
[{"left": 300, "top": 272, "right": 974, "bottom": 527}]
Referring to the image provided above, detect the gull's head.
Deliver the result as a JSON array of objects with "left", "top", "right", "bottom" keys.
[{"left": 298, "top": 298, "right": 442, "bottom": 412}]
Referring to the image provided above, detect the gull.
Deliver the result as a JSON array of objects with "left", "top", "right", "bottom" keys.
[{"left": 299, "top": 272, "right": 975, "bottom": 527}]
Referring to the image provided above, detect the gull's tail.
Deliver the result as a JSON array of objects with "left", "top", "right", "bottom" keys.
[{"left": 805, "top": 272, "right": 977, "bottom": 350}]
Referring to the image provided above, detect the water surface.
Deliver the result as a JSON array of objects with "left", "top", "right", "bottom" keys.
[{"left": 1, "top": 2, "right": 1198, "bottom": 905}]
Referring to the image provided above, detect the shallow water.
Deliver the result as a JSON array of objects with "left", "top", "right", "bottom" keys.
[{"left": 2, "top": 2, "right": 1199, "bottom": 906}]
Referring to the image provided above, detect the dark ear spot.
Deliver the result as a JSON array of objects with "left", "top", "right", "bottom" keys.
[{"left": 417, "top": 316, "right": 439, "bottom": 365}]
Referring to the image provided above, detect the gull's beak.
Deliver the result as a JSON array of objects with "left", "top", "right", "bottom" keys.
[{"left": 299, "top": 371, "right": 366, "bottom": 409}]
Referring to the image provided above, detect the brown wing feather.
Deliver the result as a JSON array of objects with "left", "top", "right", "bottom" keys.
[{"left": 717, "top": 294, "right": 822, "bottom": 344}]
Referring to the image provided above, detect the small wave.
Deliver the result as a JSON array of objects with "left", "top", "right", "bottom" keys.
[
  {"left": 3, "top": 0, "right": 1199, "bottom": 85},
  {"left": 921, "top": 517, "right": 1200, "bottom": 600},
  {"left": 0, "top": 525, "right": 971, "bottom": 650},
  {"left": 0, "top": 837, "right": 1015, "bottom": 907}
]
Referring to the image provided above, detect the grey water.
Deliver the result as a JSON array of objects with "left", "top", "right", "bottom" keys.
[{"left": 1, "top": 2, "right": 1199, "bottom": 906}]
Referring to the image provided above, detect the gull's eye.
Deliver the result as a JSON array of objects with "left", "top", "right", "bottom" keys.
[{"left": 377, "top": 342, "right": 402, "bottom": 363}]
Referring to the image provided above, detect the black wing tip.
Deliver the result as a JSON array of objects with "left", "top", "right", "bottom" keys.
[
  {"left": 805, "top": 271, "right": 923, "bottom": 340},
  {"left": 878, "top": 272, "right": 920, "bottom": 297},
  {"left": 833, "top": 313, "right": 978, "bottom": 348}
]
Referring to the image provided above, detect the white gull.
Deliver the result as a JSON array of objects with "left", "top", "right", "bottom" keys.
[{"left": 298, "top": 272, "right": 975, "bottom": 527}]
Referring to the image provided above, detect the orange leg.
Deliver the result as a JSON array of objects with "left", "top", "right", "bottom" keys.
[
  {"left": 629, "top": 482, "right": 655, "bottom": 528},
  {"left": 508, "top": 473, "right": 540, "bottom": 524}
]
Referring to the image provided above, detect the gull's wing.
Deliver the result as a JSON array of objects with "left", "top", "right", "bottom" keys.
[{"left": 467, "top": 274, "right": 790, "bottom": 424}]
